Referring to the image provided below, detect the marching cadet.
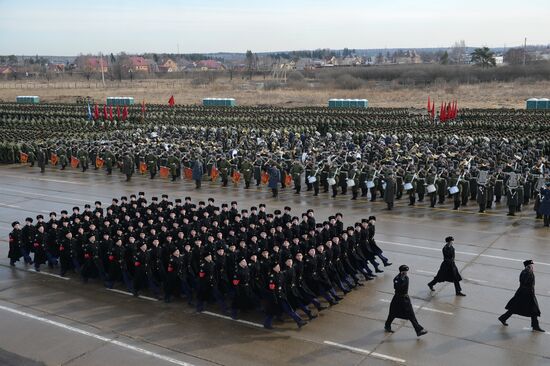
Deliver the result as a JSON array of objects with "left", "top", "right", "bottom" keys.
[
  {"left": 231, "top": 257, "right": 259, "bottom": 319},
  {"left": 167, "top": 153, "right": 180, "bottom": 182},
  {"left": 449, "top": 171, "right": 461, "bottom": 210},
  {"left": 436, "top": 169, "right": 448, "bottom": 205},
  {"left": 498, "top": 260, "right": 545, "bottom": 332},
  {"left": 385, "top": 265, "right": 428, "bottom": 337},
  {"left": 328, "top": 163, "right": 339, "bottom": 198},
  {"left": 104, "top": 148, "right": 115, "bottom": 175},
  {"left": 58, "top": 148, "right": 68, "bottom": 170},
  {"left": 404, "top": 168, "right": 416, "bottom": 206},
  {"left": 58, "top": 231, "right": 75, "bottom": 277},
  {"left": 477, "top": 181, "right": 487, "bottom": 213},
  {"left": 427, "top": 236, "right": 466, "bottom": 296},
  {"left": 416, "top": 166, "right": 426, "bottom": 202},
  {"left": 305, "top": 159, "right": 314, "bottom": 192},
  {"left": 133, "top": 241, "right": 160, "bottom": 298},
  {"left": 196, "top": 252, "right": 228, "bottom": 313},
  {"left": 8, "top": 221, "right": 22, "bottom": 266},
  {"left": 349, "top": 163, "right": 360, "bottom": 200}
]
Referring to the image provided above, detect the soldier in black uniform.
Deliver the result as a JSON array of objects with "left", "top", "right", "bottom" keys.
[
  {"left": 498, "top": 260, "right": 545, "bottom": 332},
  {"left": 427, "top": 236, "right": 466, "bottom": 296},
  {"left": 8, "top": 221, "right": 22, "bottom": 266},
  {"left": 385, "top": 265, "right": 428, "bottom": 337}
]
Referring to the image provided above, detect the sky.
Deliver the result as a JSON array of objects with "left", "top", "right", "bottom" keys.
[{"left": 0, "top": 0, "right": 549, "bottom": 55}]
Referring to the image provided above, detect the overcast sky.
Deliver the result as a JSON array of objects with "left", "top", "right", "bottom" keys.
[{"left": 1, "top": 0, "right": 549, "bottom": 55}]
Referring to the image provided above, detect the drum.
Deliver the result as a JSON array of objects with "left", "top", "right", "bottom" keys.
[
  {"left": 448, "top": 186, "right": 459, "bottom": 194},
  {"left": 403, "top": 182, "right": 413, "bottom": 191},
  {"left": 426, "top": 184, "right": 436, "bottom": 193},
  {"left": 346, "top": 179, "right": 355, "bottom": 187},
  {"left": 307, "top": 176, "right": 317, "bottom": 183},
  {"left": 366, "top": 180, "right": 375, "bottom": 188},
  {"left": 327, "top": 177, "right": 336, "bottom": 186}
]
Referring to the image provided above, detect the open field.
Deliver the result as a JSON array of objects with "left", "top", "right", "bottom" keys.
[{"left": 1, "top": 79, "right": 549, "bottom": 108}]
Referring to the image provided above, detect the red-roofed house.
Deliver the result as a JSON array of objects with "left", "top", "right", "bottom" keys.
[
  {"left": 83, "top": 57, "right": 108, "bottom": 73},
  {"left": 197, "top": 60, "right": 225, "bottom": 70},
  {"left": 0, "top": 66, "right": 15, "bottom": 79},
  {"left": 129, "top": 56, "right": 149, "bottom": 72},
  {"left": 158, "top": 58, "right": 178, "bottom": 73}
]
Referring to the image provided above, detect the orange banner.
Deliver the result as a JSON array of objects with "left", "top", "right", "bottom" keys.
[
  {"left": 159, "top": 166, "right": 169, "bottom": 178},
  {"left": 232, "top": 171, "right": 241, "bottom": 184},
  {"left": 139, "top": 162, "right": 147, "bottom": 174},
  {"left": 20, "top": 152, "right": 28, "bottom": 164},
  {"left": 284, "top": 174, "right": 292, "bottom": 186},
  {"left": 210, "top": 166, "right": 219, "bottom": 181},
  {"left": 70, "top": 156, "right": 79, "bottom": 169},
  {"left": 261, "top": 172, "right": 269, "bottom": 185},
  {"left": 50, "top": 153, "right": 58, "bottom": 166},
  {"left": 95, "top": 157, "right": 104, "bottom": 169},
  {"left": 184, "top": 167, "right": 193, "bottom": 180}
]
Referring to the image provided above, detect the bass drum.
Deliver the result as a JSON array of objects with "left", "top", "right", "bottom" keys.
[
  {"left": 448, "top": 186, "right": 459, "bottom": 194},
  {"left": 327, "top": 177, "right": 336, "bottom": 186},
  {"left": 346, "top": 179, "right": 355, "bottom": 187},
  {"left": 403, "top": 182, "right": 413, "bottom": 191},
  {"left": 426, "top": 184, "right": 436, "bottom": 193},
  {"left": 366, "top": 180, "right": 375, "bottom": 188},
  {"left": 307, "top": 176, "right": 317, "bottom": 183}
]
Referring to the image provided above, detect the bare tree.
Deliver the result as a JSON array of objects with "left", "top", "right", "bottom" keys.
[{"left": 450, "top": 40, "right": 467, "bottom": 64}]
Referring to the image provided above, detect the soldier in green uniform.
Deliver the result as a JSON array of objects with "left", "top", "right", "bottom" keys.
[
  {"left": 58, "top": 147, "right": 68, "bottom": 170},
  {"left": 289, "top": 159, "right": 304, "bottom": 194},
  {"left": 349, "top": 163, "right": 360, "bottom": 200},
  {"left": 27, "top": 149, "right": 36, "bottom": 167},
  {"left": 328, "top": 163, "right": 339, "bottom": 198},
  {"left": 404, "top": 168, "right": 417, "bottom": 206},
  {"left": 146, "top": 152, "right": 158, "bottom": 179},
  {"left": 448, "top": 171, "right": 462, "bottom": 210},
  {"left": 77, "top": 148, "right": 88, "bottom": 172},
  {"left": 218, "top": 156, "right": 230, "bottom": 187},
  {"left": 104, "top": 148, "right": 115, "bottom": 175},
  {"left": 437, "top": 169, "right": 448, "bottom": 204},
  {"left": 416, "top": 167, "right": 426, "bottom": 202},
  {"left": 426, "top": 168, "right": 438, "bottom": 207},
  {"left": 36, "top": 146, "right": 46, "bottom": 173},
  {"left": 240, "top": 157, "right": 254, "bottom": 189},
  {"left": 168, "top": 153, "right": 180, "bottom": 182},
  {"left": 122, "top": 152, "right": 134, "bottom": 182}
]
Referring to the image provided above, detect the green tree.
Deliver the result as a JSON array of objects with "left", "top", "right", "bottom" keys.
[
  {"left": 246, "top": 50, "right": 254, "bottom": 80},
  {"left": 470, "top": 46, "right": 496, "bottom": 68},
  {"left": 440, "top": 51, "right": 449, "bottom": 65}
]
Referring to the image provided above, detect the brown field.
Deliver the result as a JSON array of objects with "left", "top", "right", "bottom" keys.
[{"left": 0, "top": 78, "right": 548, "bottom": 108}]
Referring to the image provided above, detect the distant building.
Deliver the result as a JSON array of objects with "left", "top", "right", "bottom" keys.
[
  {"left": 128, "top": 56, "right": 149, "bottom": 72},
  {"left": 494, "top": 55, "right": 504, "bottom": 65},
  {"left": 0, "top": 66, "right": 15, "bottom": 78},
  {"left": 394, "top": 50, "right": 422, "bottom": 64},
  {"left": 82, "top": 57, "right": 109, "bottom": 73},
  {"left": 196, "top": 60, "right": 226, "bottom": 70},
  {"left": 157, "top": 58, "right": 178, "bottom": 73},
  {"left": 47, "top": 63, "right": 65, "bottom": 73}
]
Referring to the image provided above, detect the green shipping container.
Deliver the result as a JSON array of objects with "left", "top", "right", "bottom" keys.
[
  {"left": 526, "top": 98, "right": 538, "bottom": 110},
  {"left": 537, "top": 98, "right": 549, "bottom": 110}
]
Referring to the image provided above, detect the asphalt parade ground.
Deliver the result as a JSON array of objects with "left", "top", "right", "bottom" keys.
[{"left": 0, "top": 164, "right": 549, "bottom": 366}]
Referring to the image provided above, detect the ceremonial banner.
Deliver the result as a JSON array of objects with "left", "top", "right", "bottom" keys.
[
  {"left": 159, "top": 166, "right": 170, "bottom": 178},
  {"left": 20, "top": 152, "right": 28, "bottom": 164},
  {"left": 50, "top": 153, "right": 58, "bottom": 166},
  {"left": 284, "top": 174, "right": 292, "bottom": 186},
  {"left": 139, "top": 162, "right": 147, "bottom": 174},
  {"left": 70, "top": 156, "right": 79, "bottom": 169},
  {"left": 232, "top": 171, "right": 241, "bottom": 184},
  {"left": 184, "top": 167, "right": 193, "bottom": 180},
  {"left": 95, "top": 157, "right": 104, "bottom": 169},
  {"left": 261, "top": 172, "right": 269, "bottom": 185},
  {"left": 211, "top": 166, "right": 219, "bottom": 181}
]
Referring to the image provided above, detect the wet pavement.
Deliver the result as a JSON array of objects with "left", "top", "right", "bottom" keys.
[{"left": 0, "top": 164, "right": 549, "bottom": 366}]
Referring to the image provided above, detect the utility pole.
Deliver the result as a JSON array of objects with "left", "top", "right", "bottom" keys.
[
  {"left": 523, "top": 37, "right": 527, "bottom": 66},
  {"left": 99, "top": 52, "right": 106, "bottom": 87}
]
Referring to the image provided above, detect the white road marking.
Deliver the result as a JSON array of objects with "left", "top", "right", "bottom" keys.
[
  {"left": 0, "top": 202, "right": 21, "bottom": 208},
  {"left": 379, "top": 240, "right": 550, "bottom": 267},
  {"left": 0, "top": 187, "right": 90, "bottom": 202},
  {"left": 379, "top": 299, "right": 453, "bottom": 315},
  {"left": 28, "top": 269, "right": 70, "bottom": 280},
  {"left": 523, "top": 327, "right": 549, "bottom": 335},
  {"left": 0, "top": 304, "right": 195, "bottom": 366},
  {"left": 1, "top": 174, "right": 85, "bottom": 185},
  {"left": 106, "top": 288, "right": 158, "bottom": 302},
  {"left": 416, "top": 269, "right": 437, "bottom": 275},
  {"left": 201, "top": 310, "right": 264, "bottom": 328},
  {"left": 323, "top": 340, "right": 406, "bottom": 363}
]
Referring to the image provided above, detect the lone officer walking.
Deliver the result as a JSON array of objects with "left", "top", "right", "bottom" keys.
[{"left": 427, "top": 236, "right": 466, "bottom": 296}]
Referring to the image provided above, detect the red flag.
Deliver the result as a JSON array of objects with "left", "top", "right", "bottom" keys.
[
  {"left": 141, "top": 100, "right": 146, "bottom": 116},
  {"left": 446, "top": 102, "right": 451, "bottom": 119},
  {"left": 427, "top": 96, "right": 431, "bottom": 111},
  {"left": 122, "top": 106, "right": 128, "bottom": 121},
  {"left": 116, "top": 106, "right": 121, "bottom": 120},
  {"left": 430, "top": 101, "right": 435, "bottom": 119},
  {"left": 109, "top": 106, "right": 113, "bottom": 121},
  {"left": 168, "top": 95, "right": 175, "bottom": 107},
  {"left": 440, "top": 103, "right": 445, "bottom": 122},
  {"left": 93, "top": 104, "right": 99, "bottom": 120},
  {"left": 103, "top": 105, "right": 107, "bottom": 120}
]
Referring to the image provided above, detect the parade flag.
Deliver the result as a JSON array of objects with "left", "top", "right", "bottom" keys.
[
  {"left": 70, "top": 156, "right": 79, "bottom": 169},
  {"left": 93, "top": 104, "right": 99, "bottom": 120},
  {"left": 20, "top": 152, "right": 28, "bottom": 164},
  {"left": 168, "top": 95, "right": 175, "bottom": 107},
  {"left": 427, "top": 96, "right": 431, "bottom": 112},
  {"left": 87, "top": 103, "right": 92, "bottom": 120},
  {"left": 210, "top": 166, "right": 219, "bottom": 181},
  {"left": 231, "top": 170, "right": 241, "bottom": 184},
  {"left": 122, "top": 106, "right": 128, "bottom": 121},
  {"left": 103, "top": 105, "right": 107, "bottom": 120},
  {"left": 261, "top": 172, "right": 269, "bottom": 185},
  {"left": 430, "top": 101, "right": 435, "bottom": 119},
  {"left": 159, "top": 166, "right": 170, "bottom": 178},
  {"left": 184, "top": 167, "right": 193, "bottom": 180},
  {"left": 116, "top": 106, "right": 121, "bottom": 120},
  {"left": 284, "top": 174, "right": 292, "bottom": 186},
  {"left": 109, "top": 106, "right": 113, "bottom": 121},
  {"left": 141, "top": 100, "right": 146, "bottom": 117},
  {"left": 50, "top": 153, "right": 58, "bottom": 166},
  {"left": 95, "top": 156, "right": 104, "bottom": 169},
  {"left": 139, "top": 162, "right": 147, "bottom": 174}
]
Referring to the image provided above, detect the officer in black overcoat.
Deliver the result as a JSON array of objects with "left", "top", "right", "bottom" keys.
[
  {"left": 498, "top": 260, "right": 545, "bottom": 332},
  {"left": 385, "top": 265, "right": 428, "bottom": 337},
  {"left": 427, "top": 236, "right": 466, "bottom": 296}
]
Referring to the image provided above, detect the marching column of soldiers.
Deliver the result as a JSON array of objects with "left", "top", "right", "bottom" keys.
[{"left": 7, "top": 193, "right": 394, "bottom": 329}]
